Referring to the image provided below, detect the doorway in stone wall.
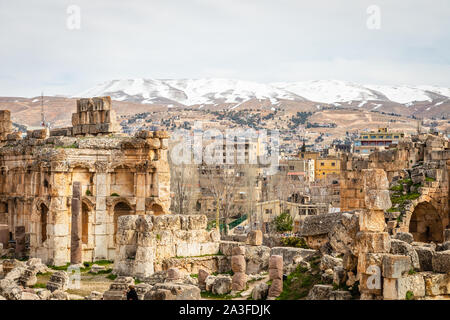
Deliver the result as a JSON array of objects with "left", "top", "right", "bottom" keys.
[
  {"left": 113, "top": 202, "right": 133, "bottom": 244},
  {"left": 409, "top": 202, "right": 443, "bottom": 243},
  {"left": 150, "top": 203, "right": 164, "bottom": 215}
]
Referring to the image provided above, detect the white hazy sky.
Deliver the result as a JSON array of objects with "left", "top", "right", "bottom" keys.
[{"left": 0, "top": 0, "right": 449, "bottom": 97}]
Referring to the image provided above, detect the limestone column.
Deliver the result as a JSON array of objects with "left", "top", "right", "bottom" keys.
[
  {"left": 231, "top": 246, "right": 247, "bottom": 291},
  {"left": 135, "top": 172, "right": 146, "bottom": 214},
  {"left": 268, "top": 255, "right": 283, "bottom": 298},
  {"left": 355, "top": 169, "right": 392, "bottom": 300},
  {"left": 71, "top": 181, "right": 82, "bottom": 264},
  {"left": 93, "top": 162, "right": 109, "bottom": 260}
]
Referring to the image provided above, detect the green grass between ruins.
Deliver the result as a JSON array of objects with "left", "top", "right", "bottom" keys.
[
  {"left": 175, "top": 251, "right": 224, "bottom": 259},
  {"left": 388, "top": 179, "right": 421, "bottom": 222},
  {"left": 276, "top": 256, "right": 323, "bottom": 300}
]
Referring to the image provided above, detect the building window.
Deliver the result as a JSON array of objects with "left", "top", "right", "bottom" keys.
[
  {"left": 320, "top": 162, "right": 324, "bottom": 166},
  {"left": 331, "top": 162, "right": 335, "bottom": 166}
]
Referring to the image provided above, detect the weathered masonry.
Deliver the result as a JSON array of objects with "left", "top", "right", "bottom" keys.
[
  {"left": 340, "top": 133, "right": 449, "bottom": 243},
  {"left": 0, "top": 97, "right": 171, "bottom": 265}
]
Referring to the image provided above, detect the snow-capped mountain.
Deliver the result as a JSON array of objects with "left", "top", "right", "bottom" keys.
[
  {"left": 74, "top": 78, "right": 305, "bottom": 106},
  {"left": 73, "top": 78, "right": 450, "bottom": 107}
]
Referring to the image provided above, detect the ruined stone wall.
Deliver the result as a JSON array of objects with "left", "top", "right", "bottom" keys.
[
  {"left": 340, "top": 133, "right": 449, "bottom": 241},
  {"left": 71, "top": 97, "right": 120, "bottom": 136},
  {"left": 113, "top": 214, "right": 220, "bottom": 279},
  {"left": 0, "top": 102, "right": 171, "bottom": 265}
]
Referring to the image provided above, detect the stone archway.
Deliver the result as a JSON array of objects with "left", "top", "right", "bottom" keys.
[
  {"left": 113, "top": 201, "right": 133, "bottom": 244},
  {"left": 150, "top": 203, "right": 164, "bottom": 215},
  {"left": 408, "top": 202, "right": 443, "bottom": 243}
]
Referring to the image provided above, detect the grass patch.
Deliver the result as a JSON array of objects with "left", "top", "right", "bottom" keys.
[
  {"left": 425, "top": 177, "right": 435, "bottom": 182},
  {"left": 91, "top": 268, "right": 112, "bottom": 275},
  {"left": 408, "top": 269, "right": 416, "bottom": 275},
  {"left": 280, "top": 236, "right": 309, "bottom": 249},
  {"left": 406, "top": 290, "right": 414, "bottom": 300},
  {"left": 175, "top": 253, "right": 224, "bottom": 259},
  {"left": 190, "top": 274, "right": 198, "bottom": 278},
  {"left": 94, "top": 260, "right": 114, "bottom": 266},
  {"left": 276, "top": 256, "right": 322, "bottom": 300},
  {"left": 110, "top": 193, "right": 120, "bottom": 197},
  {"left": 390, "top": 184, "right": 403, "bottom": 192},
  {"left": 106, "top": 274, "right": 118, "bottom": 281},
  {"left": 55, "top": 143, "right": 78, "bottom": 149},
  {"left": 49, "top": 263, "right": 70, "bottom": 271},
  {"left": 32, "top": 283, "right": 47, "bottom": 289}
]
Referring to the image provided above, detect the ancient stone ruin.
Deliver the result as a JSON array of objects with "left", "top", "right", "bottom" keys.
[
  {"left": 0, "top": 99, "right": 448, "bottom": 301},
  {"left": 0, "top": 96, "right": 170, "bottom": 265}
]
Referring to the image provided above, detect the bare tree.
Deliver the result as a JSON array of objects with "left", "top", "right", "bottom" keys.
[
  {"left": 201, "top": 164, "right": 241, "bottom": 235},
  {"left": 170, "top": 163, "right": 197, "bottom": 215}
]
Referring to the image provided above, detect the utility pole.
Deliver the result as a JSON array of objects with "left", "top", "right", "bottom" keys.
[{"left": 41, "top": 92, "right": 49, "bottom": 128}]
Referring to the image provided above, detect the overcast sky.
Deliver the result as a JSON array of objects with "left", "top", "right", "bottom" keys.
[{"left": 0, "top": 0, "right": 449, "bottom": 97}]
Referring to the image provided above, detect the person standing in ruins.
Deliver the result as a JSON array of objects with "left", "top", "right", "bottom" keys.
[{"left": 126, "top": 285, "right": 139, "bottom": 300}]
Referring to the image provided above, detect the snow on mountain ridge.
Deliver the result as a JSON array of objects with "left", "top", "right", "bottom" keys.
[{"left": 73, "top": 78, "right": 450, "bottom": 106}]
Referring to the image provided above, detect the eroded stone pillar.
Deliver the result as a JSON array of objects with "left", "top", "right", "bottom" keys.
[
  {"left": 15, "top": 226, "right": 26, "bottom": 259},
  {"left": 71, "top": 181, "right": 82, "bottom": 264}
]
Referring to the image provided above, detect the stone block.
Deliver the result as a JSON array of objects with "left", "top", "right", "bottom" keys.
[
  {"left": 424, "top": 273, "right": 450, "bottom": 296},
  {"left": 355, "top": 232, "right": 390, "bottom": 254},
  {"left": 232, "top": 246, "right": 245, "bottom": 256},
  {"left": 362, "top": 169, "right": 390, "bottom": 190},
  {"left": 231, "top": 272, "right": 247, "bottom": 291},
  {"left": 359, "top": 210, "right": 386, "bottom": 232},
  {"left": 390, "top": 239, "right": 420, "bottom": 270},
  {"left": 306, "top": 284, "right": 332, "bottom": 300},
  {"left": 329, "top": 290, "right": 352, "bottom": 300},
  {"left": 251, "top": 283, "right": 268, "bottom": 300},
  {"left": 246, "top": 230, "right": 262, "bottom": 246},
  {"left": 212, "top": 276, "right": 232, "bottom": 295},
  {"left": 231, "top": 255, "right": 246, "bottom": 273},
  {"left": 269, "top": 267, "right": 283, "bottom": 280},
  {"left": 198, "top": 269, "right": 209, "bottom": 290},
  {"left": 432, "top": 250, "right": 450, "bottom": 273},
  {"left": 394, "top": 232, "right": 414, "bottom": 244},
  {"left": 268, "top": 278, "right": 283, "bottom": 298},
  {"left": 383, "top": 274, "right": 425, "bottom": 300},
  {"left": 414, "top": 246, "right": 434, "bottom": 271},
  {"left": 359, "top": 273, "right": 382, "bottom": 295},
  {"left": 382, "top": 254, "right": 412, "bottom": 279},
  {"left": 268, "top": 255, "right": 283, "bottom": 270},
  {"left": 364, "top": 190, "right": 392, "bottom": 211}
]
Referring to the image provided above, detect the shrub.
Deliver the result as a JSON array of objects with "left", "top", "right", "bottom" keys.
[
  {"left": 281, "top": 236, "right": 309, "bottom": 249},
  {"left": 406, "top": 290, "right": 414, "bottom": 300},
  {"left": 272, "top": 212, "right": 293, "bottom": 232},
  {"left": 106, "top": 274, "right": 118, "bottom": 281}
]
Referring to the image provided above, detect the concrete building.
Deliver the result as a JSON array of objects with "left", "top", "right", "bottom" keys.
[{"left": 354, "top": 127, "right": 405, "bottom": 156}]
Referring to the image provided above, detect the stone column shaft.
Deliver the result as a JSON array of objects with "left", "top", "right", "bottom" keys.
[{"left": 71, "top": 181, "right": 82, "bottom": 264}]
